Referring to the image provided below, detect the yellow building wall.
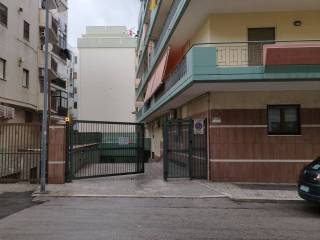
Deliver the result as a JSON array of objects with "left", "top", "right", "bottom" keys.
[{"left": 189, "top": 11, "right": 320, "bottom": 44}]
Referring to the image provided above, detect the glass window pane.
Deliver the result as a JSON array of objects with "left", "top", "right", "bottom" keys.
[
  {"left": 284, "top": 108, "right": 298, "bottom": 132},
  {"left": 268, "top": 108, "right": 281, "bottom": 132}
]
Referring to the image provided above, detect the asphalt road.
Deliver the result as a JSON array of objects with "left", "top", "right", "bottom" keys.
[
  {"left": 0, "top": 192, "right": 39, "bottom": 220},
  {"left": 0, "top": 196, "right": 319, "bottom": 240}
]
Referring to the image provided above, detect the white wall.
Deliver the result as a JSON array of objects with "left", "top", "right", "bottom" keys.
[{"left": 78, "top": 47, "right": 136, "bottom": 122}]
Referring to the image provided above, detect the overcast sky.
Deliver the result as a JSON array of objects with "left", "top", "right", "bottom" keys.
[{"left": 68, "top": 0, "right": 141, "bottom": 47}]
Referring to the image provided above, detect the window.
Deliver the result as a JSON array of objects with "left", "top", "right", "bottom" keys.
[
  {"left": 25, "top": 111, "right": 33, "bottom": 123},
  {"left": 0, "top": 58, "right": 5, "bottom": 80},
  {"left": 22, "top": 69, "right": 29, "bottom": 88},
  {"left": 74, "top": 56, "right": 78, "bottom": 64},
  {"left": 73, "top": 102, "right": 78, "bottom": 109},
  {"left": 267, "top": 105, "right": 301, "bottom": 135},
  {"left": 23, "top": 21, "right": 30, "bottom": 41},
  {"left": 0, "top": 2, "right": 8, "bottom": 27}
]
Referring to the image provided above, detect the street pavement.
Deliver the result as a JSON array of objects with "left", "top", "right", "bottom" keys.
[
  {"left": 0, "top": 192, "right": 39, "bottom": 220},
  {"left": 0, "top": 196, "right": 319, "bottom": 240}
]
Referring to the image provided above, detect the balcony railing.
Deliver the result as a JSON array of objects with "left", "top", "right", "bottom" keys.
[
  {"left": 154, "top": 0, "right": 183, "bottom": 55},
  {"left": 51, "top": 94, "right": 68, "bottom": 117},
  {"left": 137, "top": 0, "right": 149, "bottom": 46},
  {"left": 136, "top": 40, "right": 320, "bottom": 121},
  {"left": 136, "top": 1, "right": 161, "bottom": 71},
  {"left": 136, "top": 0, "right": 188, "bottom": 98},
  {"left": 51, "top": 57, "right": 58, "bottom": 74},
  {"left": 202, "top": 40, "right": 320, "bottom": 67},
  {"left": 52, "top": 44, "right": 68, "bottom": 61}
]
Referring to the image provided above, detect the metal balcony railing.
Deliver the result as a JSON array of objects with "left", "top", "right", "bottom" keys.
[
  {"left": 51, "top": 94, "right": 68, "bottom": 117},
  {"left": 136, "top": 0, "right": 187, "bottom": 98},
  {"left": 204, "top": 40, "right": 320, "bottom": 67},
  {"left": 136, "top": 40, "right": 320, "bottom": 121},
  {"left": 154, "top": 0, "right": 182, "bottom": 55}
]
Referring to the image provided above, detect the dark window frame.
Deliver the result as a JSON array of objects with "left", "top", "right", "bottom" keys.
[
  {"left": 22, "top": 69, "right": 29, "bottom": 88},
  {"left": 267, "top": 104, "right": 301, "bottom": 135},
  {"left": 23, "top": 20, "right": 30, "bottom": 41},
  {"left": 0, "top": 58, "right": 6, "bottom": 81},
  {"left": 0, "top": 2, "right": 8, "bottom": 27}
]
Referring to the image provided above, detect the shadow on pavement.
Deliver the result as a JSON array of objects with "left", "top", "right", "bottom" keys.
[{"left": 0, "top": 192, "right": 43, "bottom": 220}]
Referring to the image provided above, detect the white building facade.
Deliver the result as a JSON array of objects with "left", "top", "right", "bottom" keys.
[
  {"left": 77, "top": 26, "right": 136, "bottom": 122},
  {"left": 0, "top": 0, "right": 70, "bottom": 124}
]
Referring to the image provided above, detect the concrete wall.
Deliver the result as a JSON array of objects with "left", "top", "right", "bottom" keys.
[
  {"left": 0, "top": 0, "right": 40, "bottom": 122},
  {"left": 78, "top": 26, "right": 136, "bottom": 122},
  {"left": 146, "top": 120, "right": 163, "bottom": 160}
]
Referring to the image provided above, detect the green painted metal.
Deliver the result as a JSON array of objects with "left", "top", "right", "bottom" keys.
[
  {"left": 66, "top": 120, "right": 145, "bottom": 181},
  {"left": 163, "top": 119, "right": 207, "bottom": 180}
]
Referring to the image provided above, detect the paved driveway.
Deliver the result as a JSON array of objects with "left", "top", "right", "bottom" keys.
[{"left": 41, "top": 162, "right": 224, "bottom": 198}]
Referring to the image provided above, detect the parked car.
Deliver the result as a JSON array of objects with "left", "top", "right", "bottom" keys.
[{"left": 298, "top": 157, "right": 320, "bottom": 203}]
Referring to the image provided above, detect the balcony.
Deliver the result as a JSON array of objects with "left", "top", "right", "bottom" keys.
[
  {"left": 136, "top": 0, "right": 161, "bottom": 74},
  {"left": 137, "top": 40, "right": 320, "bottom": 122},
  {"left": 136, "top": 0, "right": 189, "bottom": 98},
  {"left": 52, "top": 44, "right": 70, "bottom": 61},
  {"left": 39, "top": 10, "right": 59, "bottom": 40},
  {"left": 38, "top": 51, "right": 58, "bottom": 81},
  {"left": 51, "top": 91, "right": 68, "bottom": 117}
]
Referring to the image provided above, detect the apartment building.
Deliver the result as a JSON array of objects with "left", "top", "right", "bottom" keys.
[
  {"left": 77, "top": 26, "right": 136, "bottom": 122},
  {"left": 136, "top": 0, "right": 320, "bottom": 183},
  {"left": 0, "top": 0, "right": 70, "bottom": 124},
  {"left": 67, "top": 46, "right": 78, "bottom": 120},
  {"left": 0, "top": 0, "right": 40, "bottom": 123},
  {"left": 38, "top": 0, "right": 70, "bottom": 123}
]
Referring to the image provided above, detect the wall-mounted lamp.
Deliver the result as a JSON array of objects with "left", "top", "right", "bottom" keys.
[
  {"left": 18, "top": 7, "right": 23, "bottom": 13},
  {"left": 293, "top": 20, "right": 302, "bottom": 27}
]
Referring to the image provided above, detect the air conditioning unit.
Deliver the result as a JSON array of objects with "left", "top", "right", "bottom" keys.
[
  {"left": 5, "top": 107, "right": 15, "bottom": 120},
  {"left": 0, "top": 105, "right": 5, "bottom": 118},
  {"left": 0, "top": 106, "right": 15, "bottom": 120}
]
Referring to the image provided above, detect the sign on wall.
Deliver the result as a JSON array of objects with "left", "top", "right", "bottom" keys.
[
  {"left": 194, "top": 119, "right": 205, "bottom": 135},
  {"left": 118, "top": 137, "right": 130, "bottom": 145}
]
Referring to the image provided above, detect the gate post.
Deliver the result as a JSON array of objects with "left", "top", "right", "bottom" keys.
[
  {"left": 48, "top": 125, "right": 66, "bottom": 184},
  {"left": 65, "top": 122, "right": 72, "bottom": 182}
]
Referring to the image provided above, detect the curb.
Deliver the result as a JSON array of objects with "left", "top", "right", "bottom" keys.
[
  {"left": 32, "top": 193, "right": 228, "bottom": 199},
  {"left": 230, "top": 197, "right": 303, "bottom": 204}
]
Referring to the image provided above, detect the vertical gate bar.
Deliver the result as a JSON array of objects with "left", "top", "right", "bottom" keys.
[
  {"left": 163, "top": 120, "right": 168, "bottom": 181},
  {"left": 188, "top": 120, "right": 193, "bottom": 180},
  {"left": 141, "top": 123, "right": 145, "bottom": 173}
]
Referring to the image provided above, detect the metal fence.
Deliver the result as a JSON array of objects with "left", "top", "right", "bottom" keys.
[
  {"left": 163, "top": 119, "right": 207, "bottom": 180},
  {"left": 66, "top": 120, "right": 145, "bottom": 180},
  {"left": 0, "top": 124, "right": 41, "bottom": 183}
]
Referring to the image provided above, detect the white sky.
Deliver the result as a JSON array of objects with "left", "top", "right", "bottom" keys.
[{"left": 68, "top": 0, "right": 141, "bottom": 47}]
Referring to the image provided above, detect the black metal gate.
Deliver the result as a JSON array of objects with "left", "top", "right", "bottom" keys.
[
  {"left": 66, "top": 120, "right": 145, "bottom": 180},
  {"left": 163, "top": 119, "right": 207, "bottom": 180},
  {"left": 0, "top": 124, "right": 41, "bottom": 183}
]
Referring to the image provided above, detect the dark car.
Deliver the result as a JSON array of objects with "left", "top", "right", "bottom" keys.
[{"left": 298, "top": 157, "right": 320, "bottom": 203}]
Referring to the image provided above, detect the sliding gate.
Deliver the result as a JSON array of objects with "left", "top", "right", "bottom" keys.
[
  {"left": 163, "top": 119, "right": 207, "bottom": 180},
  {"left": 66, "top": 120, "right": 144, "bottom": 180}
]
